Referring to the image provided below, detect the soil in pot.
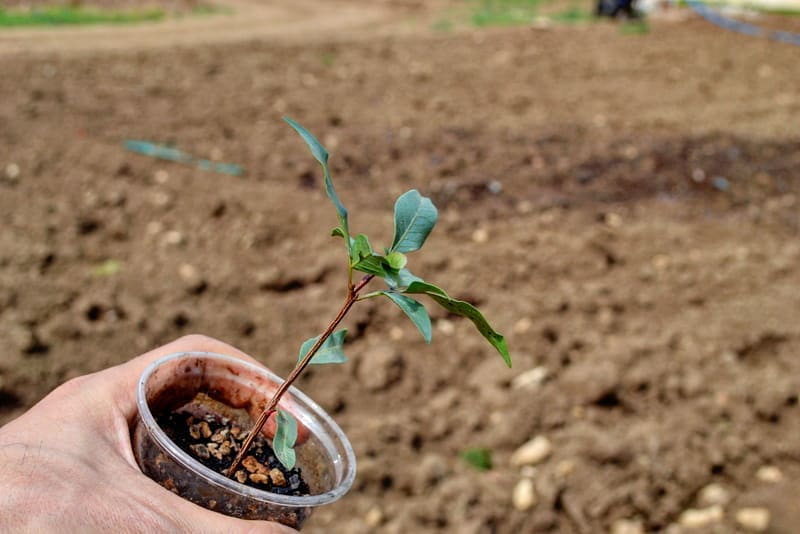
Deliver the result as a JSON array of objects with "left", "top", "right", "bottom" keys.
[{"left": 155, "top": 392, "right": 311, "bottom": 496}]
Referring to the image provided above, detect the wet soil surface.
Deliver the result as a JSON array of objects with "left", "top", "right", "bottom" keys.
[
  {"left": 1, "top": 2, "right": 800, "bottom": 532},
  {"left": 158, "top": 402, "right": 309, "bottom": 496}
]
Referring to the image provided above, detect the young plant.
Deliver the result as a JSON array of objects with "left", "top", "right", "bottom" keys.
[{"left": 227, "top": 118, "right": 511, "bottom": 475}]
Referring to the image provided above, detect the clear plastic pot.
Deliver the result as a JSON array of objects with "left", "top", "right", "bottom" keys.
[{"left": 132, "top": 351, "right": 356, "bottom": 530}]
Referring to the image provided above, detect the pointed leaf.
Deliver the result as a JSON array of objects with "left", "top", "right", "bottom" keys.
[
  {"left": 351, "top": 234, "right": 373, "bottom": 263},
  {"left": 273, "top": 410, "right": 298, "bottom": 470},
  {"left": 381, "top": 292, "right": 432, "bottom": 343},
  {"left": 331, "top": 227, "right": 346, "bottom": 239},
  {"left": 353, "top": 254, "right": 389, "bottom": 277},
  {"left": 383, "top": 267, "right": 422, "bottom": 289},
  {"left": 283, "top": 117, "right": 328, "bottom": 165},
  {"left": 298, "top": 329, "right": 349, "bottom": 365},
  {"left": 284, "top": 117, "right": 350, "bottom": 249},
  {"left": 390, "top": 190, "right": 438, "bottom": 253},
  {"left": 404, "top": 281, "right": 511, "bottom": 367},
  {"left": 460, "top": 448, "right": 493, "bottom": 471}
]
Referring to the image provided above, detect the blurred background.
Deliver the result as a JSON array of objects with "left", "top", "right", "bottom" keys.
[{"left": 1, "top": 0, "right": 799, "bottom": 532}]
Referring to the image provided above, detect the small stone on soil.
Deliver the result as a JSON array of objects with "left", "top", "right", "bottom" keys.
[
  {"left": 364, "top": 506, "right": 384, "bottom": 528},
  {"left": 697, "top": 483, "right": 730, "bottom": 507},
  {"left": 735, "top": 507, "right": 770, "bottom": 532},
  {"left": 512, "top": 478, "right": 537, "bottom": 511},
  {"left": 190, "top": 443, "right": 210, "bottom": 460},
  {"left": 511, "top": 436, "right": 552, "bottom": 467},
  {"left": 4, "top": 163, "right": 20, "bottom": 181},
  {"left": 249, "top": 473, "right": 270, "bottom": 484},
  {"left": 235, "top": 470, "right": 248, "bottom": 484},
  {"left": 611, "top": 518, "right": 644, "bottom": 534},
  {"left": 199, "top": 421, "right": 212, "bottom": 438},
  {"left": 512, "top": 366, "right": 549, "bottom": 389},
  {"left": 270, "top": 468, "right": 286, "bottom": 486},
  {"left": 678, "top": 505, "right": 723, "bottom": 529},
  {"left": 243, "top": 455, "right": 266, "bottom": 474},
  {"left": 472, "top": 228, "right": 489, "bottom": 243},
  {"left": 755, "top": 465, "right": 783, "bottom": 483}
]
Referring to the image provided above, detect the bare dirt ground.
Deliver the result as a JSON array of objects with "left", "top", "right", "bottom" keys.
[{"left": 1, "top": 1, "right": 799, "bottom": 532}]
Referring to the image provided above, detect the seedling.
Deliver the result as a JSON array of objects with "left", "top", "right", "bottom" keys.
[{"left": 227, "top": 118, "right": 511, "bottom": 476}]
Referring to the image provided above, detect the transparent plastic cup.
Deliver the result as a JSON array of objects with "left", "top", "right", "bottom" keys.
[{"left": 132, "top": 351, "right": 356, "bottom": 530}]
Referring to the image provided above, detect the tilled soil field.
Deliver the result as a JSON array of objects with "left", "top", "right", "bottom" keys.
[{"left": 1, "top": 4, "right": 799, "bottom": 533}]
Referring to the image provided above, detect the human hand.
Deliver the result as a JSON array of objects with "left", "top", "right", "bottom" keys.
[{"left": 0, "top": 335, "right": 297, "bottom": 534}]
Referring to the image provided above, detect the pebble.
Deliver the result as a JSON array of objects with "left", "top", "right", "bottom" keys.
[
  {"left": 678, "top": 505, "right": 723, "bottom": 529},
  {"left": 437, "top": 319, "right": 455, "bottom": 335},
  {"left": 605, "top": 212, "right": 623, "bottom": 228},
  {"left": 178, "top": 263, "right": 207, "bottom": 294},
  {"left": 510, "top": 436, "right": 552, "bottom": 467},
  {"left": 512, "top": 317, "right": 533, "bottom": 334},
  {"left": 5, "top": 163, "right": 20, "bottom": 181},
  {"left": 389, "top": 326, "right": 404, "bottom": 341},
  {"left": 735, "top": 507, "right": 770, "bottom": 532},
  {"left": 512, "top": 478, "right": 537, "bottom": 511},
  {"left": 755, "top": 465, "right": 783, "bottom": 483},
  {"left": 512, "top": 367, "right": 549, "bottom": 390},
  {"left": 697, "top": 483, "right": 730, "bottom": 507},
  {"left": 163, "top": 230, "right": 185, "bottom": 246},
  {"left": 269, "top": 468, "right": 286, "bottom": 486},
  {"left": 249, "top": 473, "right": 269, "bottom": 484},
  {"left": 472, "top": 228, "right": 489, "bottom": 243},
  {"left": 190, "top": 443, "right": 210, "bottom": 460},
  {"left": 611, "top": 518, "right": 644, "bottom": 534},
  {"left": 364, "top": 506, "right": 384, "bottom": 528}
]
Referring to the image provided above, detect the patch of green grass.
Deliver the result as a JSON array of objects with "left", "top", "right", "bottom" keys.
[
  {"left": 189, "top": 4, "right": 234, "bottom": 17},
  {"left": 471, "top": 0, "right": 544, "bottom": 27},
  {"left": 0, "top": 6, "right": 165, "bottom": 27},
  {"left": 550, "top": 6, "right": 593, "bottom": 22},
  {"left": 320, "top": 52, "right": 336, "bottom": 66},
  {"left": 432, "top": 18, "right": 455, "bottom": 31},
  {"left": 620, "top": 19, "right": 649, "bottom": 34}
]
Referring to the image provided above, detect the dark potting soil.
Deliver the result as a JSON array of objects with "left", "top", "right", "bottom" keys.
[{"left": 155, "top": 396, "right": 310, "bottom": 497}]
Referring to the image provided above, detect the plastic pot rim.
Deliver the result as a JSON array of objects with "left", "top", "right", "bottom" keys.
[{"left": 136, "top": 350, "right": 357, "bottom": 508}]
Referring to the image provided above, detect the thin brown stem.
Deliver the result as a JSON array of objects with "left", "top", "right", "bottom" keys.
[{"left": 227, "top": 274, "right": 375, "bottom": 477}]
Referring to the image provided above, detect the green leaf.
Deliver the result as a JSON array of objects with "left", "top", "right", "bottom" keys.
[
  {"left": 92, "top": 259, "right": 121, "bottom": 276},
  {"left": 383, "top": 268, "right": 422, "bottom": 289},
  {"left": 390, "top": 190, "right": 438, "bottom": 253},
  {"left": 381, "top": 292, "right": 432, "bottom": 343},
  {"left": 273, "top": 410, "right": 298, "bottom": 470},
  {"left": 298, "top": 329, "right": 349, "bottom": 365},
  {"left": 351, "top": 234, "right": 373, "bottom": 263},
  {"left": 283, "top": 116, "right": 328, "bottom": 166},
  {"left": 385, "top": 251, "right": 407, "bottom": 270},
  {"left": 404, "top": 281, "right": 511, "bottom": 367},
  {"left": 353, "top": 254, "right": 389, "bottom": 278},
  {"left": 284, "top": 117, "right": 350, "bottom": 250},
  {"left": 331, "top": 227, "right": 346, "bottom": 239},
  {"left": 460, "top": 448, "right": 492, "bottom": 471}
]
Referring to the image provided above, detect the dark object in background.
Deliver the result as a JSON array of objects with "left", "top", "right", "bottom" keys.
[{"left": 596, "top": 0, "right": 639, "bottom": 18}]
